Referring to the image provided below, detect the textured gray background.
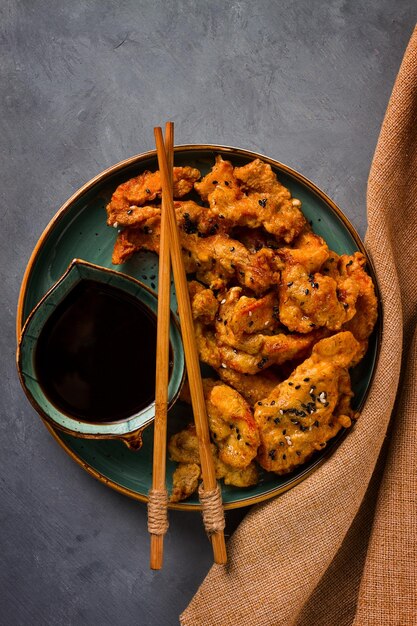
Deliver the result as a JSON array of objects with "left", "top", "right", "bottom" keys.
[{"left": 1, "top": 2, "right": 415, "bottom": 624}]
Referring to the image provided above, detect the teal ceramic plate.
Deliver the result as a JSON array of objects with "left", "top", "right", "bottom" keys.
[{"left": 17, "top": 145, "right": 380, "bottom": 510}]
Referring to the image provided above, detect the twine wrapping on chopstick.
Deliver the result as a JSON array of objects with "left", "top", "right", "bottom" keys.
[
  {"left": 148, "top": 489, "right": 169, "bottom": 535},
  {"left": 198, "top": 483, "right": 226, "bottom": 536}
]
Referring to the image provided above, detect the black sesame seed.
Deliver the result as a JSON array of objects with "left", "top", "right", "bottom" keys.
[
  {"left": 271, "top": 400, "right": 275, "bottom": 406},
  {"left": 248, "top": 320, "right": 254, "bottom": 327},
  {"left": 127, "top": 209, "right": 133, "bottom": 215},
  {"left": 258, "top": 198, "right": 267, "bottom": 208},
  {"left": 288, "top": 382, "right": 294, "bottom": 386},
  {"left": 343, "top": 303, "right": 349, "bottom": 309},
  {"left": 269, "top": 449, "right": 276, "bottom": 459},
  {"left": 346, "top": 260, "right": 353, "bottom": 266},
  {"left": 300, "top": 425, "right": 308, "bottom": 432},
  {"left": 212, "top": 180, "right": 218, "bottom": 184},
  {"left": 305, "top": 288, "right": 310, "bottom": 295},
  {"left": 274, "top": 417, "right": 280, "bottom": 424},
  {"left": 309, "top": 323, "right": 316, "bottom": 327},
  {"left": 296, "top": 450, "right": 301, "bottom": 456},
  {"left": 230, "top": 247, "right": 235, "bottom": 252},
  {"left": 282, "top": 429, "right": 286, "bottom": 435},
  {"left": 295, "top": 385, "right": 301, "bottom": 390},
  {"left": 304, "top": 378, "right": 310, "bottom": 382},
  {"left": 145, "top": 188, "right": 151, "bottom": 194},
  {"left": 287, "top": 281, "right": 293, "bottom": 287},
  {"left": 258, "top": 401, "right": 262, "bottom": 406},
  {"left": 279, "top": 441, "right": 284, "bottom": 446},
  {"left": 224, "top": 181, "right": 229, "bottom": 186},
  {"left": 283, "top": 454, "right": 286, "bottom": 460},
  {"left": 314, "top": 420, "right": 319, "bottom": 427},
  {"left": 237, "top": 434, "right": 241, "bottom": 440}
]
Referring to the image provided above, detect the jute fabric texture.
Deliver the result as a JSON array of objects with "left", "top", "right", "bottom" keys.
[{"left": 181, "top": 26, "right": 417, "bottom": 626}]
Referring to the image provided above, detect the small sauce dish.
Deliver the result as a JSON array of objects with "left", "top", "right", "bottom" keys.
[{"left": 17, "top": 259, "right": 185, "bottom": 449}]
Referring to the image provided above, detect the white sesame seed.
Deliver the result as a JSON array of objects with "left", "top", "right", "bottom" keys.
[
  {"left": 248, "top": 311, "right": 253, "bottom": 316},
  {"left": 129, "top": 205, "right": 136, "bottom": 210},
  {"left": 284, "top": 435, "right": 292, "bottom": 446},
  {"left": 221, "top": 299, "right": 226, "bottom": 305},
  {"left": 310, "top": 388, "right": 314, "bottom": 394},
  {"left": 279, "top": 409, "right": 284, "bottom": 415},
  {"left": 113, "top": 222, "right": 119, "bottom": 228},
  {"left": 148, "top": 229, "right": 153, "bottom": 234},
  {"left": 292, "top": 198, "right": 302, "bottom": 207},
  {"left": 264, "top": 320, "right": 269, "bottom": 326},
  {"left": 221, "top": 363, "right": 227, "bottom": 369}
]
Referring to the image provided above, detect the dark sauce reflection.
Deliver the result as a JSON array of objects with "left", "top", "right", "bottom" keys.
[{"left": 35, "top": 280, "right": 158, "bottom": 423}]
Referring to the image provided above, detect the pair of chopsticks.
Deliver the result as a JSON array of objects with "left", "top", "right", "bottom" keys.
[{"left": 148, "top": 122, "right": 227, "bottom": 570}]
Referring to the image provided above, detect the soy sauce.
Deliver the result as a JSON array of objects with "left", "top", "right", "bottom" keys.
[{"left": 35, "top": 280, "right": 157, "bottom": 422}]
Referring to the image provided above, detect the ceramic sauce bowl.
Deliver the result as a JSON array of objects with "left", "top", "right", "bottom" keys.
[{"left": 17, "top": 259, "right": 185, "bottom": 449}]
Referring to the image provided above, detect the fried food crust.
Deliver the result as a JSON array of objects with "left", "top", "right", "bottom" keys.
[{"left": 254, "top": 332, "right": 360, "bottom": 474}]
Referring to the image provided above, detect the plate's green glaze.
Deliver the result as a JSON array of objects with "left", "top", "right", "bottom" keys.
[{"left": 18, "top": 145, "right": 380, "bottom": 510}]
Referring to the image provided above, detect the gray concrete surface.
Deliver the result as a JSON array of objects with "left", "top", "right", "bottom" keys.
[{"left": 1, "top": 2, "right": 415, "bottom": 624}]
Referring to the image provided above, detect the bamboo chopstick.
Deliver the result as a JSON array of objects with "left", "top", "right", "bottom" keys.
[
  {"left": 148, "top": 122, "right": 174, "bottom": 570},
  {"left": 154, "top": 124, "right": 227, "bottom": 565}
]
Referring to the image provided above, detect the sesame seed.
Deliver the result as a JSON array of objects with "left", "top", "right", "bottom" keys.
[
  {"left": 287, "top": 282, "right": 293, "bottom": 287},
  {"left": 113, "top": 222, "right": 119, "bottom": 228},
  {"left": 220, "top": 298, "right": 226, "bottom": 304},
  {"left": 248, "top": 311, "right": 253, "bottom": 316},
  {"left": 305, "top": 288, "right": 310, "bottom": 295},
  {"left": 221, "top": 363, "right": 227, "bottom": 369},
  {"left": 284, "top": 435, "right": 292, "bottom": 446},
  {"left": 279, "top": 409, "right": 284, "bottom": 415}
]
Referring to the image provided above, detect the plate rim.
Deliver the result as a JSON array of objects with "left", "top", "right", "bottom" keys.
[{"left": 16, "top": 144, "right": 382, "bottom": 511}]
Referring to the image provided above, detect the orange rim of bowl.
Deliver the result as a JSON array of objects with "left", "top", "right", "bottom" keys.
[{"left": 16, "top": 144, "right": 382, "bottom": 511}]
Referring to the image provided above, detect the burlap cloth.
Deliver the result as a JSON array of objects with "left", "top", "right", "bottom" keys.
[{"left": 181, "top": 27, "right": 417, "bottom": 626}]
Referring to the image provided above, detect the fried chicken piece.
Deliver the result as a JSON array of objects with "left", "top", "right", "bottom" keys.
[
  {"left": 254, "top": 331, "right": 361, "bottom": 474},
  {"left": 215, "top": 287, "right": 282, "bottom": 354},
  {"left": 278, "top": 228, "right": 330, "bottom": 273},
  {"left": 214, "top": 457, "right": 259, "bottom": 487},
  {"left": 194, "top": 155, "right": 240, "bottom": 201},
  {"left": 189, "top": 280, "right": 219, "bottom": 324},
  {"left": 193, "top": 321, "right": 281, "bottom": 404},
  {"left": 338, "top": 254, "right": 378, "bottom": 361},
  {"left": 278, "top": 240, "right": 376, "bottom": 336},
  {"left": 168, "top": 424, "right": 258, "bottom": 502},
  {"left": 106, "top": 166, "right": 200, "bottom": 226},
  {"left": 170, "top": 463, "right": 201, "bottom": 503},
  {"left": 217, "top": 367, "right": 280, "bottom": 408},
  {"left": 278, "top": 264, "right": 354, "bottom": 333},
  {"left": 168, "top": 424, "right": 216, "bottom": 463},
  {"left": 195, "top": 156, "right": 305, "bottom": 242},
  {"left": 232, "top": 227, "right": 281, "bottom": 253},
  {"left": 211, "top": 287, "right": 324, "bottom": 371},
  {"left": 202, "top": 379, "right": 260, "bottom": 469},
  {"left": 216, "top": 335, "right": 320, "bottom": 375},
  {"left": 171, "top": 380, "right": 259, "bottom": 470},
  {"left": 113, "top": 221, "right": 280, "bottom": 294}
]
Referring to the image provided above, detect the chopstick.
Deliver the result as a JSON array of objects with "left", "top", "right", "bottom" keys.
[
  {"left": 148, "top": 122, "right": 174, "bottom": 570},
  {"left": 154, "top": 124, "right": 227, "bottom": 565}
]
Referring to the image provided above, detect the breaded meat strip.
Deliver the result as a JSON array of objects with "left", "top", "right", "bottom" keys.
[{"left": 106, "top": 166, "right": 200, "bottom": 226}]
